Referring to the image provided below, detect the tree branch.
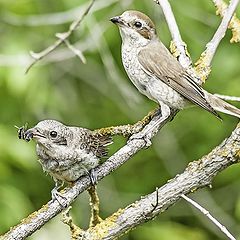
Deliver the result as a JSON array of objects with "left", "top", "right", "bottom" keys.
[
  {"left": 154, "top": 0, "right": 192, "bottom": 68},
  {"left": 3, "top": 114, "right": 240, "bottom": 239},
  {"left": 154, "top": 0, "right": 207, "bottom": 86},
  {"left": 195, "top": 0, "right": 240, "bottom": 81},
  {"left": 25, "top": 0, "right": 96, "bottom": 74},
  {"left": 2, "top": 109, "right": 177, "bottom": 240},
  {"left": 66, "top": 123, "right": 240, "bottom": 240},
  {"left": 181, "top": 195, "right": 236, "bottom": 240},
  {"left": 214, "top": 93, "right": 240, "bottom": 102},
  {"left": 3, "top": 2, "right": 240, "bottom": 239},
  {"left": 212, "top": 0, "right": 240, "bottom": 43},
  {"left": 154, "top": 0, "right": 239, "bottom": 85}
]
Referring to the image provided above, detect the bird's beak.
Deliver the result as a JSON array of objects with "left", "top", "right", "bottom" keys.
[{"left": 110, "top": 16, "right": 125, "bottom": 26}]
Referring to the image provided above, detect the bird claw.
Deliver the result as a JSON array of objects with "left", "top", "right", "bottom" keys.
[
  {"left": 88, "top": 169, "right": 97, "bottom": 185},
  {"left": 51, "top": 188, "right": 67, "bottom": 208},
  {"left": 128, "top": 132, "right": 152, "bottom": 148}
]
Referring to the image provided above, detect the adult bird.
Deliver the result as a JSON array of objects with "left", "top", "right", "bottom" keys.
[{"left": 111, "top": 10, "right": 240, "bottom": 126}]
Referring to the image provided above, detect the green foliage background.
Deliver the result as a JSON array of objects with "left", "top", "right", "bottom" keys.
[{"left": 0, "top": 0, "right": 240, "bottom": 239}]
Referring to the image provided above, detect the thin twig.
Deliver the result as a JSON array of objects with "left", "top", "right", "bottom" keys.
[
  {"left": 62, "top": 206, "right": 85, "bottom": 239},
  {"left": 181, "top": 194, "right": 236, "bottom": 240},
  {"left": 0, "top": 21, "right": 108, "bottom": 67},
  {"left": 154, "top": 0, "right": 203, "bottom": 85},
  {"left": 212, "top": 0, "right": 240, "bottom": 43},
  {"left": 195, "top": 0, "right": 240, "bottom": 81},
  {"left": 25, "top": 0, "right": 95, "bottom": 74},
  {"left": 207, "top": 0, "right": 240, "bottom": 56},
  {"left": 56, "top": 35, "right": 86, "bottom": 63},
  {"left": 94, "top": 108, "right": 158, "bottom": 137},
  {"left": 214, "top": 93, "right": 240, "bottom": 102},
  {"left": 154, "top": 0, "right": 192, "bottom": 68}
]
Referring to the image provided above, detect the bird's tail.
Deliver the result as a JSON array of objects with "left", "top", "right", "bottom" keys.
[{"left": 204, "top": 90, "right": 240, "bottom": 118}]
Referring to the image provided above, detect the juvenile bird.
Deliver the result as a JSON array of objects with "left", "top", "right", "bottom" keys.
[
  {"left": 19, "top": 120, "right": 112, "bottom": 203},
  {"left": 111, "top": 10, "right": 240, "bottom": 126}
]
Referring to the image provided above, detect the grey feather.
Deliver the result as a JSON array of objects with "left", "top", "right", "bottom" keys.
[{"left": 21, "top": 120, "right": 113, "bottom": 183}]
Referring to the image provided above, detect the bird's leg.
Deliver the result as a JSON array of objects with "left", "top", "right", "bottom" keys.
[
  {"left": 88, "top": 168, "right": 97, "bottom": 185},
  {"left": 128, "top": 103, "right": 171, "bottom": 147},
  {"left": 51, "top": 178, "right": 67, "bottom": 207},
  {"left": 87, "top": 185, "right": 102, "bottom": 227}
]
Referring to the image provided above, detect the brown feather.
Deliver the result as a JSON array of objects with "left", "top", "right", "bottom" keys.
[
  {"left": 138, "top": 40, "right": 221, "bottom": 119},
  {"left": 80, "top": 131, "right": 113, "bottom": 158}
]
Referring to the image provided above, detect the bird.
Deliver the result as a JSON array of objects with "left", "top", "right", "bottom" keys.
[
  {"left": 110, "top": 10, "right": 240, "bottom": 126},
  {"left": 19, "top": 120, "right": 112, "bottom": 204}
]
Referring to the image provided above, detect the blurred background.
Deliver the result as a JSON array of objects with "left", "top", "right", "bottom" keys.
[{"left": 0, "top": 0, "right": 240, "bottom": 239}]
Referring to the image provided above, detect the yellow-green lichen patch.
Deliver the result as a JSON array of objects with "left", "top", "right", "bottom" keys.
[
  {"left": 213, "top": 0, "right": 240, "bottom": 43},
  {"left": 61, "top": 206, "right": 85, "bottom": 240},
  {"left": 234, "top": 150, "right": 240, "bottom": 161},
  {"left": 19, "top": 203, "right": 50, "bottom": 225},
  {"left": 229, "top": 14, "right": 240, "bottom": 43},
  {"left": 87, "top": 208, "right": 124, "bottom": 239},
  {"left": 194, "top": 52, "right": 211, "bottom": 83},
  {"left": 169, "top": 41, "right": 181, "bottom": 59}
]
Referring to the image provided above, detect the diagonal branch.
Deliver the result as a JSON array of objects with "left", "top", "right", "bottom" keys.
[
  {"left": 2, "top": 109, "right": 177, "bottom": 240},
  {"left": 181, "top": 195, "right": 236, "bottom": 240},
  {"left": 195, "top": 0, "right": 240, "bottom": 81},
  {"left": 214, "top": 93, "right": 240, "bottom": 102},
  {"left": 25, "top": 0, "right": 95, "bottom": 74},
  {"left": 3, "top": 112, "right": 240, "bottom": 240},
  {"left": 153, "top": 0, "right": 205, "bottom": 86},
  {"left": 154, "top": 0, "right": 239, "bottom": 85},
  {"left": 154, "top": 0, "right": 193, "bottom": 69},
  {"left": 212, "top": 0, "right": 240, "bottom": 43},
  {"left": 65, "top": 123, "right": 240, "bottom": 240},
  {"left": 3, "top": 2, "right": 240, "bottom": 240}
]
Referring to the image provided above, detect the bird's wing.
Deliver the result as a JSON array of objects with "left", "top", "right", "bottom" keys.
[
  {"left": 77, "top": 129, "right": 113, "bottom": 158},
  {"left": 138, "top": 41, "right": 220, "bottom": 118},
  {"left": 90, "top": 133, "right": 113, "bottom": 158}
]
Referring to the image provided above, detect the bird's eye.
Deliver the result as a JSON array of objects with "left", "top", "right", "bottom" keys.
[
  {"left": 134, "top": 21, "right": 142, "bottom": 28},
  {"left": 50, "top": 131, "right": 58, "bottom": 138}
]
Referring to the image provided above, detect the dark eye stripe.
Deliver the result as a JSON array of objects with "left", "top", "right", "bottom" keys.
[{"left": 53, "top": 138, "right": 67, "bottom": 145}]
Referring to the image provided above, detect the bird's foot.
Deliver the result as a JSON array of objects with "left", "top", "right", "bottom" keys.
[
  {"left": 128, "top": 132, "right": 152, "bottom": 148},
  {"left": 88, "top": 169, "right": 98, "bottom": 186},
  {"left": 51, "top": 188, "right": 67, "bottom": 208}
]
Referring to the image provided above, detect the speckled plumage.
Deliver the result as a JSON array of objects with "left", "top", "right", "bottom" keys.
[
  {"left": 22, "top": 120, "right": 112, "bottom": 183},
  {"left": 121, "top": 35, "right": 186, "bottom": 109},
  {"left": 111, "top": 10, "right": 240, "bottom": 119}
]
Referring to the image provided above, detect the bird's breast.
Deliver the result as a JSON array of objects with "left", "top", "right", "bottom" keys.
[
  {"left": 36, "top": 144, "right": 99, "bottom": 182},
  {"left": 121, "top": 44, "right": 187, "bottom": 109},
  {"left": 122, "top": 44, "right": 154, "bottom": 99}
]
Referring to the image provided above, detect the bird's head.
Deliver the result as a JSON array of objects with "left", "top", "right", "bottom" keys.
[
  {"left": 110, "top": 10, "right": 157, "bottom": 45},
  {"left": 24, "top": 120, "right": 70, "bottom": 149}
]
